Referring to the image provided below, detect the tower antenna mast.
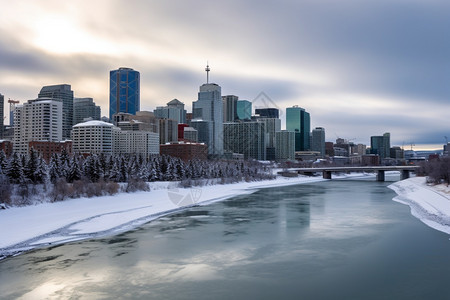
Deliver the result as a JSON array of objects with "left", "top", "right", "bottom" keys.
[{"left": 205, "top": 62, "right": 210, "bottom": 84}]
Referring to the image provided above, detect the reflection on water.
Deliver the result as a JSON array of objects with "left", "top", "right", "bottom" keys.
[{"left": 1, "top": 180, "right": 450, "bottom": 299}]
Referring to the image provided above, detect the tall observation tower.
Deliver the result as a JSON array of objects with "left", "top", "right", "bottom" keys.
[
  {"left": 191, "top": 63, "right": 224, "bottom": 157},
  {"left": 205, "top": 63, "right": 210, "bottom": 84}
]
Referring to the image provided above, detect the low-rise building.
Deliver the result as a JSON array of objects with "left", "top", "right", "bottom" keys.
[
  {"left": 0, "top": 140, "right": 13, "bottom": 157},
  {"left": 160, "top": 142, "right": 207, "bottom": 161},
  {"left": 29, "top": 140, "right": 72, "bottom": 162},
  {"left": 361, "top": 154, "right": 380, "bottom": 166}
]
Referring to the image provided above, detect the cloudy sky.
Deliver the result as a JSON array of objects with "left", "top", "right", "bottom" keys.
[{"left": 1, "top": 0, "right": 449, "bottom": 149}]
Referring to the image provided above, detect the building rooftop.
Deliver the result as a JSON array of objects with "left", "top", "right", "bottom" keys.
[
  {"left": 167, "top": 98, "right": 184, "bottom": 106},
  {"left": 73, "top": 120, "right": 115, "bottom": 128}
]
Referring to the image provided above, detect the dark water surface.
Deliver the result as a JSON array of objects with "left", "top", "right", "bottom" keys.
[{"left": 1, "top": 179, "right": 450, "bottom": 299}]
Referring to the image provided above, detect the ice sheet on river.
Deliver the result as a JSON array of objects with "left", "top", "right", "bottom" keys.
[
  {"left": 389, "top": 177, "right": 450, "bottom": 235},
  {"left": 0, "top": 176, "right": 327, "bottom": 259}
]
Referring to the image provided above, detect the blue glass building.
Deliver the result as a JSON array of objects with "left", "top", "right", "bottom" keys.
[
  {"left": 237, "top": 100, "right": 252, "bottom": 120},
  {"left": 109, "top": 67, "right": 140, "bottom": 120},
  {"left": 286, "top": 106, "right": 310, "bottom": 151}
]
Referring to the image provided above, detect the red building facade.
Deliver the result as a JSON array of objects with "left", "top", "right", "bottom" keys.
[
  {"left": 29, "top": 141, "right": 73, "bottom": 162},
  {"left": 160, "top": 142, "right": 207, "bottom": 161}
]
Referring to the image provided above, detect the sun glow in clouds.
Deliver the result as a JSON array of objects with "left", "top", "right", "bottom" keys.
[{"left": 31, "top": 15, "right": 117, "bottom": 55}]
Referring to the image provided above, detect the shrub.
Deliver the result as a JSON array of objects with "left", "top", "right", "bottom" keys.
[
  {"left": 51, "top": 178, "right": 71, "bottom": 202},
  {"left": 125, "top": 178, "right": 150, "bottom": 193}
]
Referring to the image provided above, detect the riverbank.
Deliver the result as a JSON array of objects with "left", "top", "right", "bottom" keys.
[
  {"left": 1, "top": 174, "right": 336, "bottom": 259},
  {"left": 389, "top": 177, "right": 450, "bottom": 235}
]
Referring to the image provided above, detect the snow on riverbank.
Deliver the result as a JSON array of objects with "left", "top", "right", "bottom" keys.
[
  {"left": 1, "top": 175, "right": 332, "bottom": 259},
  {"left": 389, "top": 177, "right": 450, "bottom": 235}
]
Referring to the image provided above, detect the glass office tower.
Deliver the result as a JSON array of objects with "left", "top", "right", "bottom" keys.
[
  {"left": 286, "top": 105, "right": 310, "bottom": 151},
  {"left": 38, "top": 84, "right": 74, "bottom": 140},
  {"left": 109, "top": 67, "right": 140, "bottom": 120}
]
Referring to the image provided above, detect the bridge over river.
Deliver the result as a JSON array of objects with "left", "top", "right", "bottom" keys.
[{"left": 291, "top": 166, "right": 420, "bottom": 181}]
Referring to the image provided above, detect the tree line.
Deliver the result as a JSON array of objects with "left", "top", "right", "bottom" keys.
[
  {"left": 0, "top": 149, "right": 275, "bottom": 206},
  {"left": 418, "top": 156, "right": 450, "bottom": 185}
]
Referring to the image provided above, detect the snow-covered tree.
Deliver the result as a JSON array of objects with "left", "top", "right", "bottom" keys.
[
  {"left": 24, "top": 148, "right": 39, "bottom": 183},
  {"left": 6, "top": 153, "right": 24, "bottom": 184},
  {"left": 34, "top": 157, "right": 47, "bottom": 184},
  {"left": 48, "top": 154, "right": 62, "bottom": 184},
  {"left": 66, "top": 156, "right": 82, "bottom": 183}
]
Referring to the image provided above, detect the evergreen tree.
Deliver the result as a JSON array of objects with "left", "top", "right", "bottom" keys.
[
  {"left": 24, "top": 148, "right": 39, "bottom": 183},
  {"left": 119, "top": 157, "right": 128, "bottom": 182},
  {"left": 66, "top": 156, "right": 82, "bottom": 183},
  {"left": 84, "top": 155, "right": 100, "bottom": 182},
  {"left": 48, "top": 154, "right": 62, "bottom": 184},
  {"left": 176, "top": 159, "right": 186, "bottom": 180},
  {"left": 6, "top": 152, "right": 24, "bottom": 184},
  {"left": 34, "top": 157, "right": 48, "bottom": 184},
  {"left": 137, "top": 163, "right": 150, "bottom": 181},
  {"left": 148, "top": 163, "right": 157, "bottom": 182},
  {"left": 128, "top": 156, "right": 139, "bottom": 179},
  {"left": 98, "top": 153, "right": 108, "bottom": 179},
  {"left": 109, "top": 159, "right": 121, "bottom": 182},
  {"left": 0, "top": 150, "right": 7, "bottom": 171}
]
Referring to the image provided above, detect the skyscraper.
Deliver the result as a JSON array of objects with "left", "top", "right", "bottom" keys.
[
  {"left": 256, "top": 118, "right": 281, "bottom": 160},
  {"left": 38, "top": 84, "right": 73, "bottom": 139},
  {"left": 286, "top": 106, "right": 310, "bottom": 151},
  {"left": 154, "top": 99, "right": 186, "bottom": 123},
  {"left": 237, "top": 100, "right": 252, "bottom": 120},
  {"left": 222, "top": 95, "right": 238, "bottom": 122},
  {"left": 276, "top": 130, "right": 295, "bottom": 160},
  {"left": 159, "top": 118, "right": 178, "bottom": 144},
  {"left": 223, "top": 121, "right": 266, "bottom": 160},
  {"left": 0, "top": 93, "right": 4, "bottom": 139},
  {"left": 255, "top": 108, "right": 279, "bottom": 119},
  {"left": 192, "top": 64, "right": 223, "bottom": 157},
  {"left": 13, "top": 98, "right": 63, "bottom": 154},
  {"left": 311, "top": 127, "right": 326, "bottom": 157},
  {"left": 371, "top": 132, "right": 390, "bottom": 159},
  {"left": 109, "top": 67, "right": 140, "bottom": 120},
  {"left": 73, "top": 97, "right": 101, "bottom": 125}
]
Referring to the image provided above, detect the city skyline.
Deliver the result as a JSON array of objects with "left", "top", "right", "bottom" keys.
[{"left": 0, "top": 1, "right": 449, "bottom": 149}]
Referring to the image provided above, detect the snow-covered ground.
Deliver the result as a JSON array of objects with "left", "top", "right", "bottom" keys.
[
  {"left": 389, "top": 177, "right": 450, "bottom": 235},
  {"left": 1, "top": 174, "right": 334, "bottom": 259}
]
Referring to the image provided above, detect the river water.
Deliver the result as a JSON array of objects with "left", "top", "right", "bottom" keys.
[{"left": 1, "top": 178, "right": 450, "bottom": 299}]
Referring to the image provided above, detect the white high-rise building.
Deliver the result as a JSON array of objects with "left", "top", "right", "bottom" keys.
[
  {"left": 113, "top": 130, "right": 159, "bottom": 155},
  {"left": 13, "top": 98, "right": 63, "bottom": 154},
  {"left": 72, "top": 120, "right": 116, "bottom": 155},
  {"left": 192, "top": 64, "right": 223, "bottom": 157},
  {"left": 38, "top": 84, "right": 74, "bottom": 140},
  {"left": 72, "top": 120, "right": 159, "bottom": 156}
]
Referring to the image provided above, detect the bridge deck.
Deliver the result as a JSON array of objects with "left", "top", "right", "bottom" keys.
[{"left": 292, "top": 166, "right": 420, "bottom": 181}]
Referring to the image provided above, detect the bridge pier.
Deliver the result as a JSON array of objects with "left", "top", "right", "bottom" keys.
[
  {"left": 377, "top": 170, "right": 385, "bottom": 182},
  {"left": 401, "top": 170, "right": 410, "bottom": 180},
  {"left": 323, "top": 171, "right": 332, "bottom": 180}
]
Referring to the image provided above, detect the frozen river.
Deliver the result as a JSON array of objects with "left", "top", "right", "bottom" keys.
[{"left": 1, "top": 178, "right": 450, "bottom": 299}]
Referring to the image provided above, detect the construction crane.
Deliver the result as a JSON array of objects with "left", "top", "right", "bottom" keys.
[{"left": 7, "top": 99, "right": 20, "bottom": 126}]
